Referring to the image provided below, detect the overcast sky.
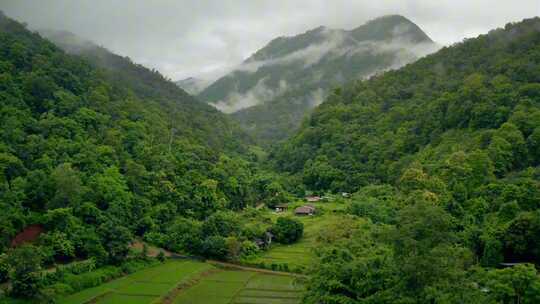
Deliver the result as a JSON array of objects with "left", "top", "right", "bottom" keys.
[{"left": 1, "top": 1, "right": 539, "bottom": 81}]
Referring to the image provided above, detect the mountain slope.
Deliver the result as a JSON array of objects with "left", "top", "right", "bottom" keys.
[
  {"left": 198, "top": 15, "right": 438, "bottom": 144},
  {"left": 0, "top": 11, "right": 260, "bottom": 262},
  {"left": 279, "top": 17, "right": 540, "bottom": 303},
  {"left": 272, "top": 17, "right": 540, "bottom": 192},
  {"left": 38, "top": 29, "right": 250, "bottom": 152}
]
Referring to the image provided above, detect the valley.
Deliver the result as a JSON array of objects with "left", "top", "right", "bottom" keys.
[{"left": 0, "top": 3, "right": 539, "bottom": 304}]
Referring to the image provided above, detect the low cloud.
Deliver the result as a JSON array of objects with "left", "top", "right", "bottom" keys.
[
  {"left": 212, "top": 78, "right": 289, "bottom": 113},
  {"left": 211, "top": 22, "right": 441, "bottom": 113},
  {"left": 233, "top": 23, "right": 440, "bottom": 79},
  {"left": 308, "top": 88, "right": 326, "bottom": 108},
  {"left": 234, "top": 28, "right": 346, "bottom": 73}
]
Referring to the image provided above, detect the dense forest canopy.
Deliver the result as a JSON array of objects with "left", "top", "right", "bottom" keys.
[{"left": 0, "top": 10, "right": 289, "bottom": 279}]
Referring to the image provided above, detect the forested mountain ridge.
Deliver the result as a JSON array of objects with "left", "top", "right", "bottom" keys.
[
  {"left": 38, "top": 28, "right": 250, "bottom": 152},
  {"left": 273, "top": 16, "right": 540, "bottom": 191},
  {"left": 271, "top": 17, "right": 540, "bottom": 303},
  {"left": 198, "top": 15, "right": 438, "bottom": 145},
  {"left": 0, "top": 10, "right": 272, "bottom": 273}
]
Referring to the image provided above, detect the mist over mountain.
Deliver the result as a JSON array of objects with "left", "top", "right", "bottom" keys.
[
  {"left": 175, "top": 77, "right": 211, "bottom": 95},
  {"left": 37, "top": 28, "right": 250, "bottom": 151},
  {"left": 197, "top": 15, "right": 439, "bottom": 145}
]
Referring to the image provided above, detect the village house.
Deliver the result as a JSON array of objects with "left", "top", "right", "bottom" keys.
[
  {"left": 305, "top": 195, "right": 321, "bottom": 202},
  {"left": 275, "top": 203, "right": 288, "bottom": 213},
  {"left": 295, "top": 205, "right": 316, "bottom": 216}
]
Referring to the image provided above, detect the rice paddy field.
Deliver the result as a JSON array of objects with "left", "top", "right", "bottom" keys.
[
  {"left": 173, "top": 270, "right": 304, "bottom": 304},
  {"left": 57, "top": 260, "right": 304, "bottom": 304},
  {"left": 58, "top": 260, "right": 213, "bottom": 304}
]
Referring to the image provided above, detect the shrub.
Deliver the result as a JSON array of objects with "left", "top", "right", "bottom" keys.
[
  {"left": 225, "top": 237, "right": 242, "bottom": 261},
  {"left": 201, "top": 236, "right": 227, "bottom": 259},
  {"left": 43, "top": 283, "right": 74, "bottom": 296},
  {"left": 63, "top": 266, "right": 122, "bottom": 292},
  {"left": 122, "top": 259, "right": 147, "bottom": 273},
  {"left": 271, "top": 217, "right": 304, "bottom": 244},
  {"left": 7, "top": 245, "right": 43, "bottom": 298},
  {"left": 157, "top": 251, "right": 166, "bottom": 262},
  {"left": 143, "top": 231, "right": 168, "bottom": 248},
  {"left": 61, "top": 258, "right": 96, "bottom": 275},
  {"left": 240, "top": 241, "right": 259, "bottom": 258}
]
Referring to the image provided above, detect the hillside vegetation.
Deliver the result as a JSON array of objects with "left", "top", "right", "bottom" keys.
[
  {"left": 271, "top": 17, "right": 540, "bottom": 303},
  {"left": 0, "top": 12, "right": 297, "bottom": 301}
]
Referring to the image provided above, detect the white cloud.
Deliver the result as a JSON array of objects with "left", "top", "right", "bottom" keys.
[{"left": 212, "top": 78, "right": 289, "bottom": 113}]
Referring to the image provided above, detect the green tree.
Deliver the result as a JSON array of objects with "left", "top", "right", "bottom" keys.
[
  {"left": 480, "top": 264, "right": 540, "bottom": 304},
  {"left": 201, "top": 236, "right": 227, "bottom": 259},
  {"left": 503, "top": 211, "right": 540, "bottom": 264},
  {"left": 97, "top": 221, "right": 131, "bottom": 264},
  {"left": 271, "top": 217, "right": 304, "bottom": 244},
  {"left": 7, "top": 245, "right": 43, "bottom": 298},
  {"left": 48, "top": 163, "right": 84, "bottom": 209},
  {"left": 392, "top": 200, "right": 471, "bottom": 300},
  {"left": 201, "top": 211, "right": 241, "bottom": 238}
]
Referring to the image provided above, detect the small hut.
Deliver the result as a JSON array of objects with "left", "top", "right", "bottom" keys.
[
  {"left": 305, "top": 196, "right": 321, "bottom": 202},
  {"left": 275, "top": 204, "right": 289, "bottom": 213},
  {"left": 295, "top": 205, "right": 316, "bottom": 216}
]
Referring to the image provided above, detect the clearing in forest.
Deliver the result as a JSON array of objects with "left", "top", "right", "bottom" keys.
[{"left": 255, "top": 201, "right": 347, "bottom": 272}]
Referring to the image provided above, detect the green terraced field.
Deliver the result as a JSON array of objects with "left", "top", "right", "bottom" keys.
[
  {"left": 58, "top": 260, "right": 213, "bottom": 304},
  {"left": 173, "top": 270, "right": 303, "bottom": 304},
  {"left": 256, "top": 203, "right": 346, "bottom": 271},
  {"left": 55, "top": 261, "right": 304, "bottom": 304}
]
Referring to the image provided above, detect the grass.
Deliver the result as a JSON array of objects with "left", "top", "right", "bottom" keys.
[
  {"left": 173, "top": 270, "right": 303, "bottom": 304},
  {"left": 57, "top": 260, "right": 213, "bottom": 304}
]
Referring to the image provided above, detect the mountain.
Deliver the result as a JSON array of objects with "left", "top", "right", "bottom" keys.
[
  {"left": 175, "top": 77, "right": 210, "bottom": 95},
  {"left": 0, "top": 11, "right": 263, "bottom": 264},
  {"left": 198, "top": 15, "right": 439, "bottom": 145},
  {"left": 37, "top": 29, "right": 250, "bottom": 151},
  {"left": 272, "top": 17, "right": 540, "bottom": 192},
  {"left": 275, "top": 17, "right": 540, "bottom": 303}
]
